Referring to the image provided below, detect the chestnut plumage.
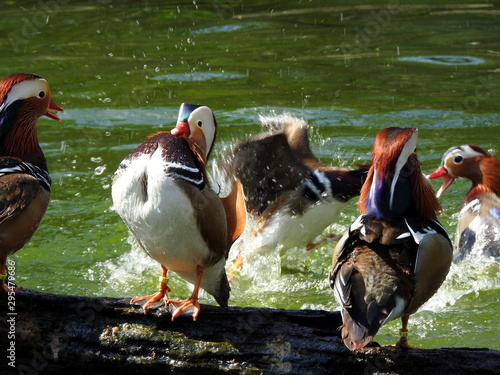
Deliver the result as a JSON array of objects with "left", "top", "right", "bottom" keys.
[
  {"left": 0, "top": 73, "right": 63, "bottom": 292},
  {"left": 428, "top": 144, "right": 500, "bottom": 261}
]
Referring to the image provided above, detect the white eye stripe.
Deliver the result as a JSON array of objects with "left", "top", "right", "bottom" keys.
[
  {"left": 455, "top": 145, "right": 484, "bottom": 159},
  {"left": 188, "top": 106, "right": 216, "bottom": 156},
  {"left": 389, "top": 130, "right": 418, "bottom": 210},
  {"left": 0, "top": 78, "right": 48, "bottom": 112}
]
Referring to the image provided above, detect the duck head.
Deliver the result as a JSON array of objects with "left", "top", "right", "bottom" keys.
[
  {"left": 0, "top": 73, "right": 63, "bottom": 163},
  {"left": 0, "top": 73, "right": 63, "bottom": 133},
  {"left": 427, "top": 145, "right": 497, "bottom": 198},
  {"left": 171, "top": 103, "right": 217, "bottom": 161},
  {"left": 359, "top": 127, "right": 441, "bottom": 220}
]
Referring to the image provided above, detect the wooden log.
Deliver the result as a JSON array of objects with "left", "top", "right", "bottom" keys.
[{"left": 1, "top": 289, "right": 499, "bottom": 374}]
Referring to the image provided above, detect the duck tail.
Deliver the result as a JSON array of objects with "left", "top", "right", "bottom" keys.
[
  {"left": 213, "top": 270, "right": 231, "bottom": 307},
  {"left": 340, "top": 309, "right": 374, "bottom": 350}
]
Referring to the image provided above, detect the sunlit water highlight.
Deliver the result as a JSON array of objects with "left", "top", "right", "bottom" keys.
[
  {"left": 399, "top": 56, "right": 485, "bottom": 65},
  {"left": 150, "top": 72, "right": 246, "bottom": 81}
]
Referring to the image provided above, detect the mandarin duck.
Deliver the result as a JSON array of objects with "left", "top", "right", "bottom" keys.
[
  {"left": 221, "top": 115, "right": 368, "bottom": 270},
  {"left": 0, "top": 73, "right": 63, "bottom": 292},
  {"left": 329, "top": 127, "right": 452, "bottom": 350},
  {"left": 428, "top": 145, "right": 500, "bottom": 262},
  {"left": 112, "top": 103, "right": 244, "bottom": 321}
]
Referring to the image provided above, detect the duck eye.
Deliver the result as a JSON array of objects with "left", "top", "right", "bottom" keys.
[
  {"left": 197, "top": 120, "right": 203, "bottom": 127},
  {"left": 453, "top": 155, "right": 464, "bottom": 164},
  {"left": 38, "top": 91, "right": 45, "bottom": 98}
]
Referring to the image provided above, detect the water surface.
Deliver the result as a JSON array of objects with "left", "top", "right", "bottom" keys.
[{"left": 1, "top": 1, "right": 499, "bottom": 350}]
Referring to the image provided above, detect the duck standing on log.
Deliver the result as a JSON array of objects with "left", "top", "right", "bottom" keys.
[
  {"left": 112, "top": 103, "right": 245, "bottom": 321},
  {"left": 0, "top": 73, "right": 63, "bottom": 292},
  {"left": 220, "top": 115, "right": 368, "bottom": 272},
  {"left": 428, "top": 145, "right": 500, "bottom": 262},
  {"left": 330, "top": 127, "right": 452, "bottom": 350}
]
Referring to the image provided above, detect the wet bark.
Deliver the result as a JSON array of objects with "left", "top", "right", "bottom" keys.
[{"left": 0, "top": 289, "right": 499, "bottom": 374}]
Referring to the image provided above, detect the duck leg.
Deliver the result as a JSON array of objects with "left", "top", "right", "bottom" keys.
[
  {"left": 0, "top": 257, "right": 21, "bottom": 293},
  {"left": 168, "top": 265, "right": 204, "bottom": 321},
  {"left": 396, "top": 315, "right": 417, "bottom": 349},
  {"left": 131, "top": 265, "right": 171, "bottom": 312},
  {"left": 227, "top": 254, "right": 244, "bottom": 282}
]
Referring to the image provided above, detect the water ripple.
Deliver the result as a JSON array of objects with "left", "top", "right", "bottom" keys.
[{"left": 399, "top": 55, "right": 485, "bottom": 65}]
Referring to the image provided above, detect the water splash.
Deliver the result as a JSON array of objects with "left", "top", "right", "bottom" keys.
[{"left": 94, "top": 235, "right": 193, "bottom": 299}]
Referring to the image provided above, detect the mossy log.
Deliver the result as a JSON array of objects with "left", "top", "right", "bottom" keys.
[{"left": 0, "top": 289, "right": 499, "bottom": 374}]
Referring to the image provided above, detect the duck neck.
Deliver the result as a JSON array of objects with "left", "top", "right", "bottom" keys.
[
  {"left": 479, "top": 157, "right": 500, "bottom": 198},
  {"left": 0, "top": 118, "right": 47, "bottom": 169}
]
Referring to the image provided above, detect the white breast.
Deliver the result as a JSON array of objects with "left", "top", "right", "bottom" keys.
[{"left": 112, "top": 149, "right": 211, "bottom": 275}]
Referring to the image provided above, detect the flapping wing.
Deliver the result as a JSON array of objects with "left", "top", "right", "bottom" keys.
[{"left": 229, "top": 131, "right": 310, "bottom": 215}]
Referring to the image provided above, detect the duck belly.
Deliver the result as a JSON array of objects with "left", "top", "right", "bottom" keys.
[
  {"left": 112, "top": 153, "right": 211, "bottom": 275},
  {"left": 256, "top": 200, "right": 346, "bottom": 252}
]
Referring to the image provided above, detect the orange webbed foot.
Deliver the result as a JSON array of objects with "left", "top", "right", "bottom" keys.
[
  {"left": 131, "top": 267, "right": 171, "bottom": 313},
  {"left": 0, "top": 276, "right": 21, "bottom": 293},
  {"left": 130, "top": 290, "right": 168, "bottom": 312},
  {"left": 168, "top": 298, "right": 201, "bottom": 321},
  {"left": 1, "top": 283, "right": 22, "bottom": 293},
  {"left": 167, "top": 265, "right": 204, "bottom": 321}
]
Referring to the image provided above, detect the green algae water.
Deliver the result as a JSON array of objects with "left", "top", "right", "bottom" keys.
[{"left": 1, "top": 1, "right": 499, "bottom": 350}]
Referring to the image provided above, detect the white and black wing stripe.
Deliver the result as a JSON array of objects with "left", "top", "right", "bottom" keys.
[
  {"left": 164, "top": 161, "right": 205, "bottom": 190},
  {"left": 0, "top": 159, "right": 51, "bottom": 191},
  {"left": 117, "top": 133, "right": 207, "bottom": 191},
  {"left": 303, "top": 166, "right": 367, "bottom": 203},
  {"left": 303, "top": 170, "right": 333, "bottom": 201},
  {"left": 404, "top": 217, "right": 452, "bottom": 247}
]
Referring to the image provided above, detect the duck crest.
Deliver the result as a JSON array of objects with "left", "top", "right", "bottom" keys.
[
  {"left": 360, "top": 128, "right": 416, "bottom": 219},
  {"left": 359, "top": 128, "right": 440, "bottom": 220},
  {"left": 0, "top": 73, "right": 42, "bottom": 130},
  {"left": 0, "top": 73, "right": 41, "bottom": 102}
]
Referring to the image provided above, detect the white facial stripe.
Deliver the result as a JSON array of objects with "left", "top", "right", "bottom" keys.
[
  {"left": 0, "top": 78, "right": 47, "bottom": 112},
  {"left": 389, "top": 130, "right": 417, "bottom": 210},
  {"left": 188, "top": 106, "right": 216, "bottom": 156},
  {"left": 368, "top": 166, "right": 378, "bottom": 210},
  {"left": 451, "top": 146, "right": 484, "bottom": 160}
]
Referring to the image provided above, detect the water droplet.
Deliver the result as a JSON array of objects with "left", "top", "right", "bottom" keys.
[{"left": 94, "top": 165, "right": 106, "bottom": 176}]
